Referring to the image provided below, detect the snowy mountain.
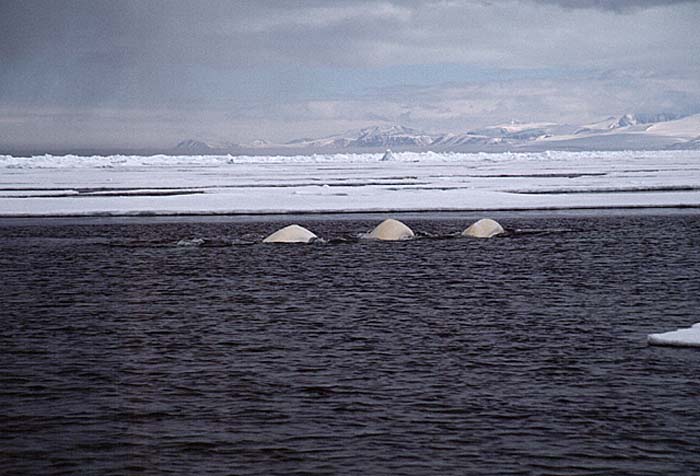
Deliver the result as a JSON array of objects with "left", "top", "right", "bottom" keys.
[
  {"left": 286, "top": 135, "right": 353, "bottom": 149},
  {"left": 644, "top": 114, "right": 700, "bottom": 139},
  {"left": 610, "top": 113, "right": 640, "bottom": 129},
  {"left": 351, "top": 125, "right": 434, "bottom": 147},
  {"left": 429, "top": 133, "right": 504, "bottom": 147},
  {"left": 175, "top": 139, "right": 214, "bottom": 153},
  {"left": 175, "top": 113, "right": 700, "bottom": 153},
  {"left": 175, "top": 139, "right": 242, "bottom": 153},
  {"left": 285, "top": 125, "right": 435, "bottom": 149},
  {"left": 429, "top": 121, "right": 583, "bottom": 148},
  {"left": 468, "top": 121, "right": 574, "bottom": 140},
  {"left": 247, "top": 139, "right": 272, "bottom": 148},
  {"left": 575, "top": 113, "right": 683, "bottom": 135},
  {"left": 529, "top": 113, "right": 700, "bottom": 151}
]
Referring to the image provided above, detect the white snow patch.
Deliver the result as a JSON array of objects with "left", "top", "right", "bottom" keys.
[{"left": 645, "top": 115, "right": 700, "bottom": 139}]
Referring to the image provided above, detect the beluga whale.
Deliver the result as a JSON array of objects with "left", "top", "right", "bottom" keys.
[
  {"left": 462, "top": 218, "right": 505, "bottom": 238},
  {"left": 263, "top": 224, "right": 318, "bottom": 244},
  {"left": 367, "top": 218, "right": 415, "bottom": 241}
]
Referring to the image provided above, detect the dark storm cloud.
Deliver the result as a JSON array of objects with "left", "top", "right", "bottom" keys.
[
  {"left": 0, "top": 1, "right": 688, "bottom": 66},
  {"left": 2, "top": 0, "right": 698, "bottom": 72}
]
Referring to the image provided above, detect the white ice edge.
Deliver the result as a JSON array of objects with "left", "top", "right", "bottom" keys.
[
  {"left": 2, "top": 150, "right": 700, "bottom": 168},
  {"left": 648, "top": 323, "right": 700, "bottom": 347}
]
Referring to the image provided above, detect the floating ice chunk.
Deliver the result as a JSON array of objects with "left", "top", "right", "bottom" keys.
[
  {"left": 381, "top": 149, "right": 395, "bottom": 161},
  {"left": 367, "top": 218, "right": 414, "bottom": 241},
  {"left": 176, "top": 238, "right": 205, "bottom": 246},
  {"left": 263, "top": 224, "right": 318, "bottom": 244},
  {"left": 647, "top": 323, "right": 700, "bottom": 347},
  {"left": 462, "top": 218, "right": 505, "bottom": 238}
]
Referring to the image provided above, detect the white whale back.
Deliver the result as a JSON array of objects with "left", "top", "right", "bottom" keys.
[
  {"left": 263, "top": 224, "right": 318, "bottom": 243},
  {"left": 462, "top": 218, "right": 504, "bottom": 238},
  {"left": 368, "top": 218, "right": 415, "bottom": 241}
]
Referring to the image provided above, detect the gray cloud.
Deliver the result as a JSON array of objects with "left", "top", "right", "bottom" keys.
[
  {"left": 533, "top": 0, "right": 696, "bottom": 13},
  {"left": 0, "top": 0, "right": 698, "bottom": 148}
]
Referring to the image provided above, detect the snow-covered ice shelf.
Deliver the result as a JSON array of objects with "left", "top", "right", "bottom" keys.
[
  {"left": 1, "top": 150, "right": 700, "bottom": 216},
  {"left": 648, "top": 323, "right": 700, "bottom": 348}
]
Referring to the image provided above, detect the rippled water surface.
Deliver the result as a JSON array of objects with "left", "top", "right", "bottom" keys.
[{"left": 2, "top": 212, "right": 700, "bottom": 475}]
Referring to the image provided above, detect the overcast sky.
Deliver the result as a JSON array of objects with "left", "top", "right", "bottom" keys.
[{"left": 1, "top": 0, "right": 699, "bottom": 149}]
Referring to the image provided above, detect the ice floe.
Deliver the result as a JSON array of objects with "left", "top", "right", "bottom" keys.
[
  {"left": 647, "top": 323, "right": 700, "bottom": 347},
  {"left": 381, "top": 149, "right": 395, "bottom": 161}
]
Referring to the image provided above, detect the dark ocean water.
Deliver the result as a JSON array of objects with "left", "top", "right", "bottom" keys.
[{"left": 1, "top": 211, "right": 700, "bottom": 476}]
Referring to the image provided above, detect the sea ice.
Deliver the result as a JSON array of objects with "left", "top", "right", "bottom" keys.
[
  {"left": 647, "top": 323, "right": 700, "bottom": 347},
  {"left": 1, "top": 150, "right": 700, "bottom": 216}
]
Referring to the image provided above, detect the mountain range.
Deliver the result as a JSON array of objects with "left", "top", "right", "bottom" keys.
[{"left": 176, "top": 113, "right": 700, "bottom": 154}]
